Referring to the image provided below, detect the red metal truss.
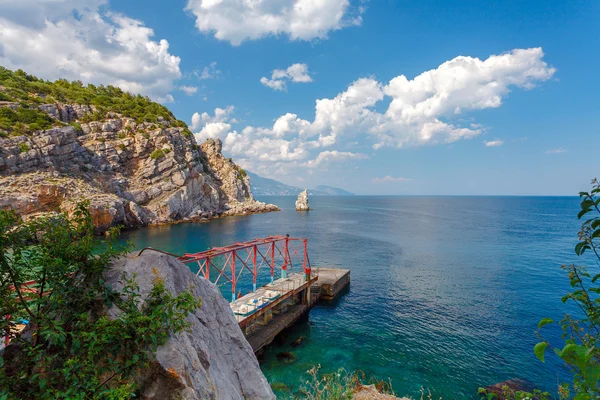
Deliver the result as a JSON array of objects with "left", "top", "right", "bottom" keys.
[{"left": 177, "top": 236, "right": 311, "bottom": 302}]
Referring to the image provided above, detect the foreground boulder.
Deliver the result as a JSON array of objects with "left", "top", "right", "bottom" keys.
[
  {"left": 105, "top": 251, "right": 275, "bottom": 400},
  {"left": 295, "top": 189, "right": 311, "bottom": 211}
]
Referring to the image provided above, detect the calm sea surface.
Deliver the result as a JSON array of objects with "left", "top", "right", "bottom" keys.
[{"left": 120, "top": 196, "right": 587, "bottom": 398}]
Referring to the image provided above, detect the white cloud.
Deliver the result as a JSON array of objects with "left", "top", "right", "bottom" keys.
[
  {"left": 0, "top": 0, "right": 182, "bottom": 103},
  {"left": 185, "top": 0, "right": 364, "bottom": 46},
  {"left": 545, "top": 148, "right": 567, "bottom": 154},
  {"left": 372, "top": 176, "right": 412, "bottom": 183},
  {"left": 261, "top": 63, "right": 312, "bottom": 91},
  {"left": 190, "top": 48, "right": 555, "bottom": 179},
  {"left": 194, "top": 62, "right": 221, "bottom": 80},
  {"left": 179, "top": 85, "right": 198, "bottom": 96},
  {"left": 190, "top": 106, "right": 236, "bottom": 142},
  {"left": 304, "top": 151, "right": 367, "bottom": 168},
  {"left": 484, "top": 140, "right": 504, "bottom": 147}
]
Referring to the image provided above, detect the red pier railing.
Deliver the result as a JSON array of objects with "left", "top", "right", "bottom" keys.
[{"left": 177, "top": 235, "right": 311, "bottom": 302}]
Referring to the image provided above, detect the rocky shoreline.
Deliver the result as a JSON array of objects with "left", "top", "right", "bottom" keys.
[{"left": 0, "top": 103, "right": 279, "bottom": 232}]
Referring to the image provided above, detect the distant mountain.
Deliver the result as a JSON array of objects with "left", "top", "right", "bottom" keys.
[
  {"left": 313, "top": 185, "right": 354, "bottom": 196},
  {"left": 247, "top": 171, "right": 354, "bottom": 196}
]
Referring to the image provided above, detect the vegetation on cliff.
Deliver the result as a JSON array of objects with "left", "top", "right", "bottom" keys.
[
  {"left": 532, "top": 179, "right": 600, "bottom": 399},
  {"left": 0, "top": 203, "right": 201, "bottom": 399},
  {"left": 0, "top": 67, "right": 192, "bottom": 137}
]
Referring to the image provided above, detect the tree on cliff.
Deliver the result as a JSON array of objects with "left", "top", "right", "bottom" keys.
[
  {"left": 534, "top": 179, "right": 600, "bottom": 399},
  {"left": 0, "top": 203, "right": 201, "bottom": 399}
]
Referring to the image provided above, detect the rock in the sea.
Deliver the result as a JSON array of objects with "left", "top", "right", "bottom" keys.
[
  {"left": 291, "top": 336, "right": 306, "bottom": 348},
  {"left": 295, "top": 189, "right": 311, "bottom": 211},
  {"left": 275, "top": 352, "right": 296, "bottom": 364},
  {"left": 483, "top": 379, "right": 534, "bottom": 399},
  {"left": 105, "top": 252, "right": 275, "bottom": 400}
]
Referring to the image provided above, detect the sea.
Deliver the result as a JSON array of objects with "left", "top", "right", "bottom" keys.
[{"left": 119, "top": 196, "right": 588, "bottom": 399}]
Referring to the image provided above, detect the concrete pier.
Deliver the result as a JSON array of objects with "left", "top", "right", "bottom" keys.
[
  {"left": 230, "top": 268, "right": 350, "bottom": 352},
  {"left": 312, "top": 267, "right": 351, "bottom": 300}
]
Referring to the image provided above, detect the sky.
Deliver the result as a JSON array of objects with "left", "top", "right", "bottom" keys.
[{"left": 0, "top": 0, "right": 598, "bottom": 195}]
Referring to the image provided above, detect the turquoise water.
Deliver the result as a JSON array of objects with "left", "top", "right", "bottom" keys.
[{"left": 119, "top": 196, "right": 586, "bottom": 398}]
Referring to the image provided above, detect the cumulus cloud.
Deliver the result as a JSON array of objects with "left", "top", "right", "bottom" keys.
[
  {"left": 179, "top": 85, "right": 198, "bottom": 96},
  {"left": 304, "top": 151, "right": 367, "bottom": 168},
  {"left": 372, "top": 176, "right": 412, "bottom": 183},
  {"left": 190, "top": 48, "right": 555, "bottom": 178},
  {"left": 545, "top": 148, "right": 567, "bottom": 154},
  {"left": 0, "top": 0, "right": 182, "bottom": 102},
  {"left": 261, "top": 63, "right": 312, "bottom": 91},
  {"left": 190, "top": 106, "right": 236, "bottom": 142},
  {"left": 484, "top": 140, "right": 504, "bottom": 147},
  {"left": 185, "top": 0, "right": 364, "bottom": 45}
]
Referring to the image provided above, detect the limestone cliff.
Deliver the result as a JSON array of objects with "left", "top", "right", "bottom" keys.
[
  {"left": 295, "top": 189, "right": 311, "bottom": 211},
  {"left": 105, "top": 251, "right": 276, "bottom": 400},
  {"left": 0, "top": 107, "right": 278, "bottom": 232}
]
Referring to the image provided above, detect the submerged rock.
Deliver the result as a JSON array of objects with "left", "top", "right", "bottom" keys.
[
  {"left": 483, "top": 379, "right": 534, "bottom": 399},
  {"left": 295, "top": 189, "right": 311, "bottom": 211},
  {"left": 276, "top": 351, "right": 296, "bottom": 364},
  {"left": 291, "top": 336, "right": 306, "bottom": 348},
  {"left": 105, "top": 251, "right": 275, "bottom": 400},
  {"left": 270, "top": 382, "right": 290, "bottom": 392}
]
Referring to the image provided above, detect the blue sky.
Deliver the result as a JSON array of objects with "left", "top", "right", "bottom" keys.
[{"left": 0, "top": 0, "right": 598, "bottom": 195}]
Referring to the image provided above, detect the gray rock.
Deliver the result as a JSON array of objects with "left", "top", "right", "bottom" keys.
[
  {"left": 105, "top": 252, "right": 275, "bottom": 400},
  {"left": 295, "top": 189, "right": 311, "bottom": 211},
  {"left": 0, "top": 112, "right": 279, "bottom": 233}
]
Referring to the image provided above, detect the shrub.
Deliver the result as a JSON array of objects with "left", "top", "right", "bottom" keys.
[
  {"left": 69, "top": 122, "right": 83, "bottom": 134},
  {"left": 18, "top": 142, "right": 29, "bottom": 153},
  {"left": 0, "top": 203, "right": 201, "bottom": 399},
  {"left": 296, "top": 366, "right": 395, "bottom": 400},
  {"left": 117, "top": 132, "right": 126, "bottom": 139},
  {"left": 150, "top": 148, "right": 168, "bottom": 160},
  {"left": 533, "top": 178, "right": 600, "bottom": 398}
]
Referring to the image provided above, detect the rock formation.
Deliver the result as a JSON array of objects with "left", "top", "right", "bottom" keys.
[
  {"left": 0, "top": 105, "right": 279, "bottom": 232},
  {"left": 105, "top": 251, "right": 276, "bottom": 400},
  {"left": 295, "top": 189, "right": 311, "bottom": 211}
]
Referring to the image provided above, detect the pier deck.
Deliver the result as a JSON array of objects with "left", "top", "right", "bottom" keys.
[
  {"left": 312, "top": 267, "right": 351, "bottom": 300},
  {"left": 229, "top": 268, "right": 350, "bottom": 352}
]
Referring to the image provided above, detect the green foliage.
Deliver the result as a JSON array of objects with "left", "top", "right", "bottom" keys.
[
  {"left": 293, "top": 366, "right": 395, "bottom": 400},
  {"left": 0, "top": 203, "right": 201, "bottom": 399},
  {"left": 0, "top": 67, "right": 192, "bottom": 137},
  {"left": 18, "top": 142, "right": 30, "bottom": 153},
  {"left": 534, "top": 178, "right": 600, "bottom": 399},
  {"left": 0, "top": 106, "right": 53, "bottom": 135},
  {"left": 69, "top": 122, "right": 83, "bottom": 134},
  {"left": 478, "top": 386, "right": 550, "bottom": 400},
  {"left": 234, "top": 165, "right": 247, "bottom": 180},
  {"left": 150, "top": 148, "right": 170, "bottom": 160}
]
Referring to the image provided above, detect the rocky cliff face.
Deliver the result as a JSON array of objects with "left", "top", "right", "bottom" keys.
[
  {"left": 105, "top": 251, "right": 276, "bottom": 400},
  {"left": 0, "top": 104, "right": 278, "bottom": 232}
]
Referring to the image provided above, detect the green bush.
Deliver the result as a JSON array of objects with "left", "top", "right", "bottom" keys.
[
  {"left": 294, "top": 367, "right": 395, "bottom": 400},
  {"left": 0, "top": 66, "right": 190, "bottom": 133},
  {"left": 533, "top": 178, "right": 600, "bottom": 399},
  {"left": 18, "top": 142, "right": 29, "bottom": 153},
  {"left": 0, "top": 203, "right": 201, "bottom": 399},
  {"left": 150, "top": 148, "right": 168, "bottom": 160},
  {"left": 69, "top": 122, "right": 83, "bottom": 134}
]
